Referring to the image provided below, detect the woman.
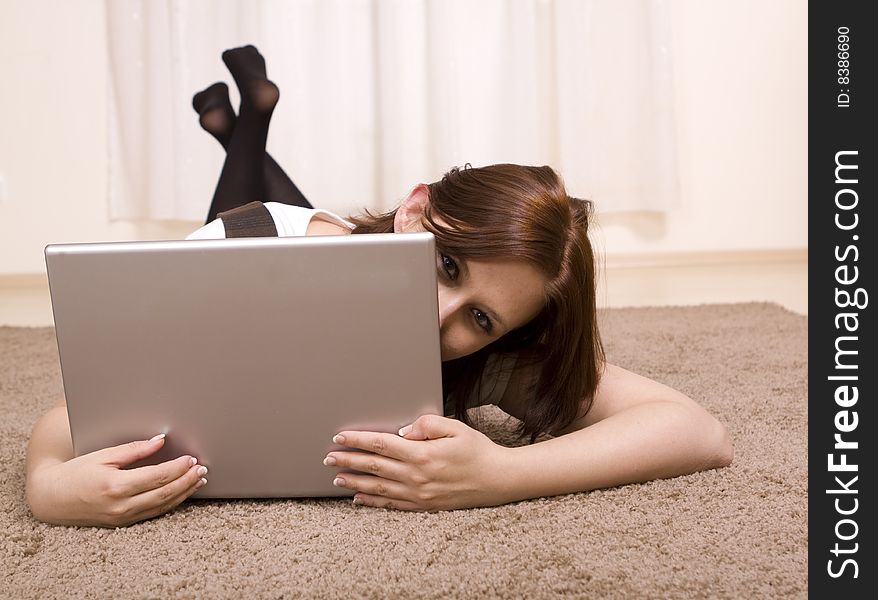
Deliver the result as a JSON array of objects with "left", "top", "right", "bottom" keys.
[{"left": 25, "top": 46, "right": 732, "bottom": 526}]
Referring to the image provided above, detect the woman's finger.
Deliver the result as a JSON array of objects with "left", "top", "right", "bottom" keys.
[
  {"left": 123, "top": 463, "right": 207, "bottom": 522},
  {"left": 330, "top": 471, "right": 413, "bottom": 504},
  {"left": 90, "top": 434, "right": 168, "bottom": 468},
  {"left": 119, "top": 454, "right": 200, "bottom": 496},
  {"left": 325, "top": 450, "right": 409, "bottom": 484},
  {"left": 131, "top": 475, "right": 207, "bottom": 525},
  {"left": 330, "top": 431, "right": 412, "bottom": 461}
]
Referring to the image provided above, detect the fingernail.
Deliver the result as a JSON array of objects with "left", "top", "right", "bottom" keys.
[
  {"left": 398, "top": 425, "right": 412, "bottom": 437},
  {"left": 150, "top": 433, "right": 166, "bottom": 442},
  {"left": 189, "top": 457, "right": 197, "bottom": 466},
  {"left": 196, "top": 478, "right": 207, "bottom": 488},
  {"left": 333, "top": 477, "right": 346, "bottom": 487},
  {"left": 332, "top": 434, "right": 345, "bottom": 444},
  {"left": 323, "top": 456, "right": 337, "bottom": 466},
  {"left": 197, "top": 466, "right": 208, "bottom": 477}
]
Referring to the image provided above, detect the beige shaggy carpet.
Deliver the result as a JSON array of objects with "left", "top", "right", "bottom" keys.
[{"left": 1, "top": 303, "right": 807, "bottom": 599}]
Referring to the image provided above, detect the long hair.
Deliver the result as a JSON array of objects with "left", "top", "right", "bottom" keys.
[{"left": 347, "top": 164, "right": 604, "bottom": 444}]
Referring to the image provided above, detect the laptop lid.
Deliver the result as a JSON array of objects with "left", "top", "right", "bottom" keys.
[{"left": 45, "top": 232, "right": 443, "bottom": 498}]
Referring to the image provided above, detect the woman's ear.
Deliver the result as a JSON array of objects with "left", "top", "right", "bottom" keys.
[{"left": 393, "top": 184, "right": 430, "bottom": 233}]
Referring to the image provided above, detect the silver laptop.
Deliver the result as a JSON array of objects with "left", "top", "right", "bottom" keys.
[{"left": 45, "top": 232, "right": 443, "bottom": 499}]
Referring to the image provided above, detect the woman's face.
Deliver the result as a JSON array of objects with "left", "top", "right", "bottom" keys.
[
  {"left": 433, "top": 252, "right": 548, "bottom": 361},
  {"left": 393, "top": 186, "right": 548, "bottom": 361}
]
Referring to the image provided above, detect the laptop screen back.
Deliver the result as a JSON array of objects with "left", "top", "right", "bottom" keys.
[{"left": 45, "top": 232, "right": 443, "bottom": 498}]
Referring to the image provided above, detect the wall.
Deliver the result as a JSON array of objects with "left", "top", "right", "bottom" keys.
[
  {"left": 593, "top": 0, "right": 807, "bottom": 260},
  {"left": 0, "top": 0, "right": 807, "bottom": 277},
  {"left": 0, "top": 0, "right": 194, "bottom": 278}
]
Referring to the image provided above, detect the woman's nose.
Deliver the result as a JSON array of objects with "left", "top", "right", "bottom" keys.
[{"left": 437, "top": 288, "right": 463, "bottom": 329}]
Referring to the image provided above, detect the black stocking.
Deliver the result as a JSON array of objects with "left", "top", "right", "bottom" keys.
[{"left": 196, "top": 46, "right": 312, "bottom": 224}]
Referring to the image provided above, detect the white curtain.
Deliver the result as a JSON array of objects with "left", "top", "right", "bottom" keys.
[{"left": 107, "top": 0, "right": 679, "bottom": 222}]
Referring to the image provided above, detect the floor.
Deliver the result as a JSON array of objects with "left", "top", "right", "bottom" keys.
[{"left": 0, "top": 256, "right": 807, "bottom": 327}]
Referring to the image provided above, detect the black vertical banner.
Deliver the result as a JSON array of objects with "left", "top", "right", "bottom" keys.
[{"left": 809, "top": 1, "right": 875, "bottom": 597}]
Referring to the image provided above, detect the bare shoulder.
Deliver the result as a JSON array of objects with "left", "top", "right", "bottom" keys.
[
  {"left": 584, "top": 363, "right": 699, "bottom": 426},
  {"left": 499, "top": 362, "right": 700, "bottom": 435},
  {"left": 305, "top": 217, "right": 352, "bottom": 236}
]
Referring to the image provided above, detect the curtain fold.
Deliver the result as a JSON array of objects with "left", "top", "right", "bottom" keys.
[{"left": 107, "top": 0, "right": 679, "bottom": 222}]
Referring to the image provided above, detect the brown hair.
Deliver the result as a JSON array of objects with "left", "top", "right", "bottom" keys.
[{"left": 347, "top": 164, "right": 604, "bottom": 444}]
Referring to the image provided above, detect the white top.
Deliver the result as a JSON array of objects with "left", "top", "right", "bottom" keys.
[{"left": 186, "top": 203, "right": 355, "bottom": 240}]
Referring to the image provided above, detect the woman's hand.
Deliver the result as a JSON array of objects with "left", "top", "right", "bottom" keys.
[
  {"left": 324, "top": 415, "right": 511, "bottom": 511},
  {"left": 27, "top": 435, "right": 208, "bottom": 528}
]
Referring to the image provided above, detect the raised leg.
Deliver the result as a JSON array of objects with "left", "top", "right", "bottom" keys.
[
  {"left": 193, "top": 83, "right": 313, "bottom": 216},
  {"left": 200, "top": 46, "right": 312, "bottom": 224}
]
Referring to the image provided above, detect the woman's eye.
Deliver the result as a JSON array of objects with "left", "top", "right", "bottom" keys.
[
  {"left": 472, "top": 309, "right": 493, "bottom": 334},
  {"left": 440, "top": 254, "right": 459, "bottom": 280}
]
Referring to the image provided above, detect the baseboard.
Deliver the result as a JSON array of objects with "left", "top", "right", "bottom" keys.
[
  {"left": 0, "top": 273, "right": 49, "bottom": 289},
  {"left": 603, "top": 248, "right": 807, "bottom": 270}
]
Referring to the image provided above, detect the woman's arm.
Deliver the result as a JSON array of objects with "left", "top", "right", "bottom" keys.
[
  {"left": 25, "top": 398, "right": 208, "bottom": 527},
  {"left": 495, "top": 362, "right": 732, "bottom": 502},
  {"left": 321, "top": 362, "right": 732, "bottom": 512}
]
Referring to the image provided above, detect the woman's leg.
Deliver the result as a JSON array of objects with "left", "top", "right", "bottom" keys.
[
  {"left": 200, "top": 46, "right": 311, "bottom": 224},
  {"left": 193, "top": 82, "right": 312, "bottom": 218}
]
